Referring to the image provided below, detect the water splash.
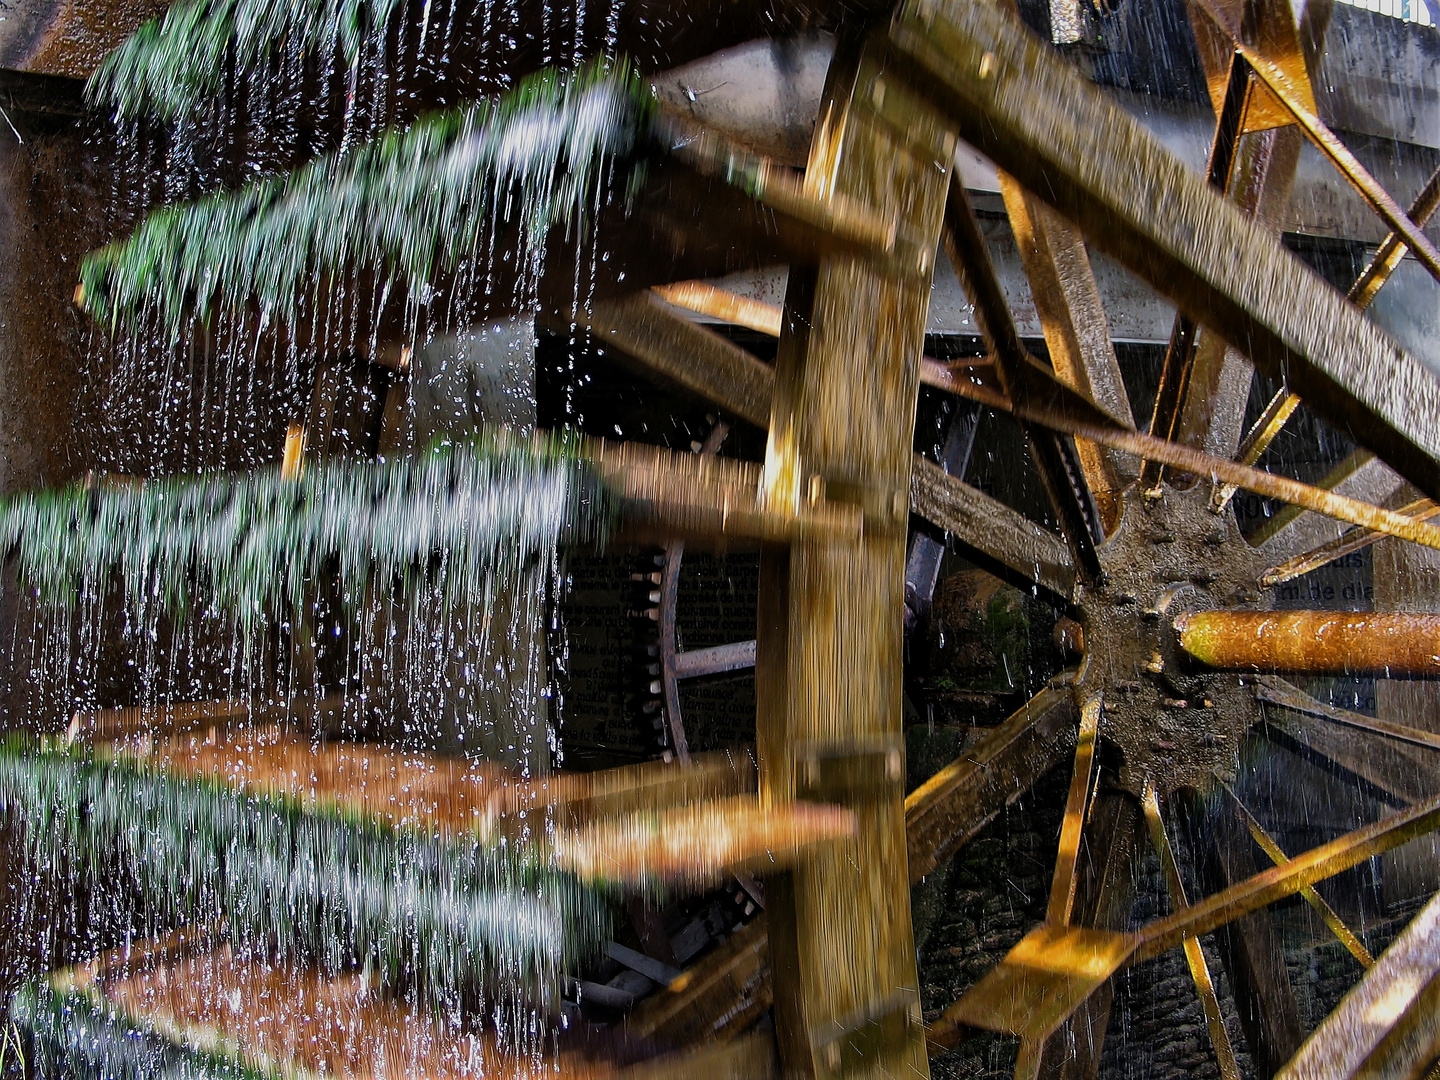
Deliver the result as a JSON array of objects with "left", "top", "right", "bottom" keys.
[
  {"left": 0, "top": 738, "right": 610, "bottom": 1013},
  {"left": 78, "top": 63, "right": 650, "bottom": 339},
  {"left": 0, "top": 432, "right": 610, "bottom": 638},
  {"left": 87, "top": 0, "right": 411, "bottom": 122}
]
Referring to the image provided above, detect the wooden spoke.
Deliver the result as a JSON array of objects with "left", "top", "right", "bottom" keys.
[
  {"left": 583, "top": 288, "right": 1076, "bottom": 597},
  {"left": 906, "top": 685, "right": 1077, "bottom": 884},
  {"left": 1255, "top": 676, "right": 1440, "bottom": 755},
  {"left": 1048, "top": 695, "right": 1102, "bottom": 927},
  {"left": 886, "top": 0, "right": 1440, "bottom": 504},
  {"left": 1260, "top": 496, "right": 1440, "bottom": 588},
  {"left": 590, "top": 437, "right": 863, "bottom": 545},
  {"left": 670, "top": 640, "right": 757, "bottom": 679},
  {"left": 652, "top": 281, "right": 782, "bottom": 338},
  {"left": 936, "top": 788, "right": 1440, "bottom": 1045},
  {"left": 580, "top": 292, "right": 774, "bottom": 429},
  {"left": 1143, "top": 785, "right": 1243, "bottom": 1080},
  {"left": 1028, "top": 792, "right": 1144, "bottom": 1080},
  {"left": 655, "top": 108, "right": 931, "bottom": 276},
  {"left": 1140, "top": 52, "right": 1251, "bottom": 494},
  {"left": 942, "top": 175, "right": 1105, "bottom": 579},
  {"left": 911, "top": 457, "right": 1077, "bottom": 599},
  {"left": 906, "top": 401, "right": 984, "bottom": 628},
  {"left": 1274, "top": 891, "right": 1440, "bottom": 1080},
  {"left": 1219, "top": 783, "right": 1374, "bottom": 970},
  {"left": 1188, "top": 787, "right": 1306, "bottom": 1077},
  {"left": 1251, "top": 451, "right": 1407, "bottom": 557},
  {"left": 1000, "top": 174, "right": 1135, "bottom": 533},
  {"left": 1215, "top": 162, "right": 1440, "bottom": 514},
  {"left": 1135, "top": 789, "right": 1440, "bottom": 962},
  {"left": 1261, "top": 705, "right": 1436, "bottom": 811}
]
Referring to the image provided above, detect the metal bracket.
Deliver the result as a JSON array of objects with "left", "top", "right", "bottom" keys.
[{"left": 795, "top": 735, "right": 905, "bottom": 806}]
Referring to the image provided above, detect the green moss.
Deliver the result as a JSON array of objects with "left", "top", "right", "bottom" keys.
[
  {"left": 0, "top": 432, "right": 612, "bottom": 635},
  {"left": 80, "top": 61, "right": 651, "bottom": 336},
  {"left": 0, "top": 737, "right": 610, "bottom": 1011}
]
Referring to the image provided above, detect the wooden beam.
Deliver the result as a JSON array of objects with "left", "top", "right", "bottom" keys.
[
  {"left": 999, "top": 173, "right": 1133, "bottom": 532},
  {"left": 754, "top": 31, "right": 953, "bottom": 1079},
  {"left": 887, "top": 0, "right": 1440, "bottom": 503},
  {"left": 905, "top": 685, "right": 1076, "bottom": 884}
]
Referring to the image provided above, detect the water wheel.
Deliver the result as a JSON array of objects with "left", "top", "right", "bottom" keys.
[{"left": 8, "top": 0, "right": 1440, "bottom": 1076}]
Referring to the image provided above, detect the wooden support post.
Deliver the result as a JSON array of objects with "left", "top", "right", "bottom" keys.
[{"left": 756, "top": 32, "right": 953, "bottom": 1080}]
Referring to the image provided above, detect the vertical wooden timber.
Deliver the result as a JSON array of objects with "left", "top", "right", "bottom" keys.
[{"left": 757, "top": 31, "right": 953, "bottom": 1080}]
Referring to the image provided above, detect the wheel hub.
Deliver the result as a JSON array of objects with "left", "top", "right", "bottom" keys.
[{"left": 1076, "top": 483, "right": 1271, "bottom": 795}]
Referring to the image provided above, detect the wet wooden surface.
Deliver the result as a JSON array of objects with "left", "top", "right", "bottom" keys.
[
  {"left": 887, "top": 0, "right": 1440, "bottom": 504},
  {"left": 754, "top": 31, "right": 954, "bottom": 1080}
]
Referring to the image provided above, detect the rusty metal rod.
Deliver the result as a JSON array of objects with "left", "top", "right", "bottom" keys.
[{"left": 1177, "top": 611, "right": 1440, "bottom": 676}]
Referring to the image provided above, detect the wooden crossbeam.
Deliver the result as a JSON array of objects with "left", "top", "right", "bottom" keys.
[
  {"left": 752, "top": 32, "right": 952, "bottom": 1079},
  {"left": 885, "top": 0, "right": 1440, "bottom": 504},
  {"left": 1275, "top": 890, "right": 1440, "bottom": 1080},
  {"left": 906, "top": 685, "right": 1077, "bottom": 884},
  {"left": 582, "top": 289, "right": 1078, "bottom": 598}
]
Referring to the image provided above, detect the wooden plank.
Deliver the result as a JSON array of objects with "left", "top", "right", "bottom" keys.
[
  {"left": 1000, "top": 174, "right": 1133, "bottom": 531},
  {"left": 44, "top": 929, "right": 780, "bottom": 1080},
  {"left": 552, "top": 794, "right": 854, "bottom": 886},
  {"left": 753, "top": 31, "right": 952, "bottom": 1080},
  {"left": 905, "top": 685, "right": 1076, "bottom": 883},
  {"left": 886, "top": 0, "right": 1440, "bottom": 503},
  {"left": 942, "top": 178, "right": 1104, "bottom": 579}
]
